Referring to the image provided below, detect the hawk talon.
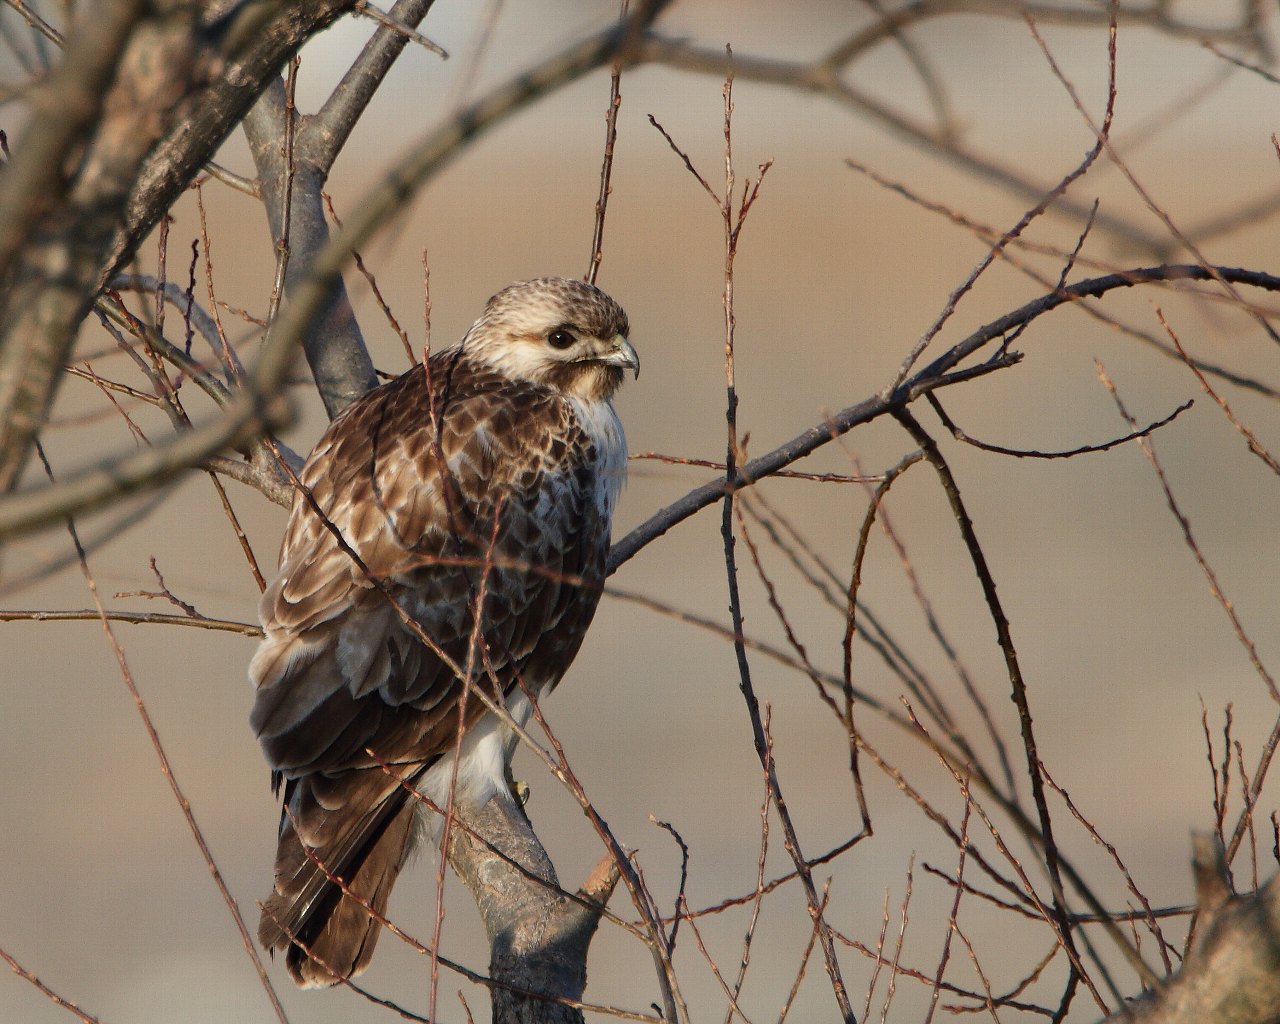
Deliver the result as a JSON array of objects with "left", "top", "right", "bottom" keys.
[{"left": 505, "top": 766, "right": 531, "bottom": 807}]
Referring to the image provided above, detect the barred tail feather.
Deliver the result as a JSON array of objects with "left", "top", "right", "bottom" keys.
[{"left": 259, "top": 774, "right": 419, "bottom": 988}]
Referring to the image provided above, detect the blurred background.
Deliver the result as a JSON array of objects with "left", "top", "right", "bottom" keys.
[{"left": 3, "top": 1, "right": 1280, "bottom": 1021}]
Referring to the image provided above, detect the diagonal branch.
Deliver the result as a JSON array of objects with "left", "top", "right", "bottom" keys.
[
  {"left": 0, "top": 0, "right": 360, "bottom": 507},
  {"left": 243, "top": 0, "right": 445, "bottom": 416},
  {"left": 0, "top": 0, "right": 673, "bottom": 542},
  {"left": 607, "top": 264, "right": 1280, "bottom": 574},
  {"left": 310, "top": 0, "right": 443, "bottom": 174}
]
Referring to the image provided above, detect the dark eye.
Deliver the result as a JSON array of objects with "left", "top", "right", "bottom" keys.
[{"left": 547, "top": 328, "right": 575, "bottom": 349}]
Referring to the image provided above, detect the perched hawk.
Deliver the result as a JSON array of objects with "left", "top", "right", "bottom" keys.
[{"left": 249, "top": 277, "right": 637, "bottom": 987}]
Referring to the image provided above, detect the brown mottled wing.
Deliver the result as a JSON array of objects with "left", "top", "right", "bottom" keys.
[
  {"left": 250, "top": 354, "right": 609, "bottom": 981},
  {"left": 252, "top": 355, "right": 607, "bottom": 772}
]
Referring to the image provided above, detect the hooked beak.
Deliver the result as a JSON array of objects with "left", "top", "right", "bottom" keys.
[{"left": 599, "top": 334, "right": 640, "bottom": 379}]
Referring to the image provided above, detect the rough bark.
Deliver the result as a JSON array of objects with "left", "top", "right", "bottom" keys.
[
  {"left": 447, "top": 797, "right": 617, "bottom": 1023},
  {"left": 240, "top": 0, "right": 443, "bottom": 417},
  {"left": 0, "top": 0, "right": 356, "bottom": 496},
  {"left": 1103, "top": 837, "right": 1280, "bottom": 1024}
]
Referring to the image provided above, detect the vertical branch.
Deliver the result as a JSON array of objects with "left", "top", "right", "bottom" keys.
[
  {"left": 707, "top": 60, "right": 855, "bottom": 1023},
  {"left": 422, "top": 247, "right": 433, "bottom": 355},
  {"left": 893, "top": 408, "right": 1156, "bottom": 1009},
  {"left": 923, "top": 781, "right": 972, "bottom": 1024},
  {"left": 430, "top": 502, "right": 502, "bottom": 1023},
  {"left": 153, "top": 213, "right": 170, "bottom": 340},
  {"left": 586, "top": 0, "right": 629, "bottom": 285},
  {"left": 883, "top": 1, "right": 1118, "bottom": 392},
  {"left": 266, "top": 55, "right": 301, "bottom": 328},
  {"left": 33, "top": 442, "right": 289, "bottom": 1024}
]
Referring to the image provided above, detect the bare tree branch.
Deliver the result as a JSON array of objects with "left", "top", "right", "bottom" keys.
[
  {"left": 0, "top": 0, "right": 360, "bottom": 502},
  {"left": 1107, "top": 837, "right": 1280, "bottom": 1024},
  {"left": 608, "top": 264, "right": 1280, "bottom": 573},
  {"left": 447, "top": 798, "right": 620, "bottom": 1024},
  {"left": 240, "top": 5, "right": 445, "bottom": 417},
  {"left": 0, "top": 0, "right": 149, "bottom": 494},
  {"left": 638, "top": 0, "right": 1273, "bottom": 260}
]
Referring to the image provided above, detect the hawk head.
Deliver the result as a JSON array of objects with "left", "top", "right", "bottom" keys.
[{"left": 459, "top": 277, "right": 638, "bottom": 402}]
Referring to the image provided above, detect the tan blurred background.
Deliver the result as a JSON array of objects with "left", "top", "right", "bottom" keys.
[{"left": 4, "top": 1, "right": 1280, "bottom": 1021}]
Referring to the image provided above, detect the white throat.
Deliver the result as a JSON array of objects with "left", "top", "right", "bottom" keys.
[{"left": 569, "top": 395, "right": 628, "bottom": 522}]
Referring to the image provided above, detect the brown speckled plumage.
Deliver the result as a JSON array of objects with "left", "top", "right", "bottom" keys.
[{"left": 250, "top": 278, "right": 636, "bottom": 987}]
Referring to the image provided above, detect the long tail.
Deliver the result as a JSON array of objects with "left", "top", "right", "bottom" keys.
[{"left": 259, "top": 769, "right": 420, "bottom": 988}]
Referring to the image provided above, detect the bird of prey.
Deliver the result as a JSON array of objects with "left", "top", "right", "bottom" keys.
[{"left": 249, "top": 277, "right": 638, "bottom": 987}]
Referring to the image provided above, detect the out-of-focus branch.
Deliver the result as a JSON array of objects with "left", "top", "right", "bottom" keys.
[
  {"left": 638, "top": 33, "right": 1171, "bottom": 254},
  {"left": 0, "top": 0, "right": 147, "bottom": 494},
  {"left": 638, "top": 0, "right": 1272, "bottom": 259},
  {"left": 0, "top": 0, "right": 141, "bottom": 286},
  {"left": 845, "top": 159, "right": 1280, "bottom": 399},
  {"left": 0, "top": 0, "right": 359, "bottom": 505},
  {"left": 109, "top": 1, "right": 358, "bottom": 279},
  {"left": 96, "top": 283, "right": 300, "bottom": 506},
  {"left": 109, "top": 273, "right": 235, "bottom": 382},
  {"left": 0, "top": 300, "right": 297, "bottom": 540},
  {"left": 831, "top": 0, "right": 1266, "bottom": 60}
]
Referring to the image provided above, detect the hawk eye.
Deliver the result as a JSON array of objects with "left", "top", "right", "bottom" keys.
[{"left": 547, "top": 328, "right": 575, "bottom": 350}]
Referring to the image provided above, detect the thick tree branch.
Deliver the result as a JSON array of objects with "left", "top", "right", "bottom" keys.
[
  {"left": 0, "top": 0, "right": 358, "bottom": 502},
  {"left": 1105, "top": 838, "right": 1280, "bottom": 1024},
  {"left": 242, "top": 0, "right": 442, "bottom": 416},
  {"left": 108, "top": 0, "right": 358, "bottom": 278},
  {"left": 310, "top": 0, "right": 442, "bottom": 174},
  {"left": 0, "top": 0, "right": 152, "bottom": 494},
  {"left": 0, "top": 0, "right": 142, "bottom": 285},
  {"left": 447, "top": 798, "right": 619, "bottom": 1023},
  {"left": 244, "top": 79, "right": 377, "bottom": 416}
]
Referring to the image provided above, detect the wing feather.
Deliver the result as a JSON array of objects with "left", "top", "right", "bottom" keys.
[
  {"left": 252, "top": 276, "right": 632, "bottom": 987},
  {"left": 249, "top": 355, "right": 610, "bottom": 779}
]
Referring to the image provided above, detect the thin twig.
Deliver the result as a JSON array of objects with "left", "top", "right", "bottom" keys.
[
  {"left": 1096, "top": 362, "right": 1279, "bottom": 709},
  {"left": 1028, "top": 7, "right": 1280, "bottom": 349},
  {"left": 586, "top": 0, "right": 628, "bottom": 284},
  {"left": 266, "top": 54, "right": 301, "bottom": 328},
  {"left": 884, "top": 1, "right": 1119, "bottom": 391},
  {"left": 923, "top": 780, "right": 972, "bottom": 1024},
  {"left": 928, "top": 394, "right": 1195, "bottom": 460},
  {"left": 0, "top": 944, "right": 100, "bottom": 1024},
  {"left": 675, "top": 60, "right": 853, "bottom": 1021},
  {"left": 1157, "top": 309, "right": 1280, "bottom": 475},
  {"left": 607, "top": 264, "right": 1280, "bottom": 574},
  {"left": 322, "top": 190, "right": 416, "bottom": 364},
  {"left": 1096, "top": 363, "right": 1280, "bottom": 868},
  {"left": 893, "top": 409, "right": 1148, "bottom": 1002},
  {"left": 0, "top": 607, "right": 260, "bottom": 634},
  {"left": 844, "top": 157, "right": 1280, "bottom": 400},
  {"left": 34, "top": 443, "right": 288, "bottom": 1024},
  {"left": 352, "top": 0, "right": 448, "bottom": 58}
]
